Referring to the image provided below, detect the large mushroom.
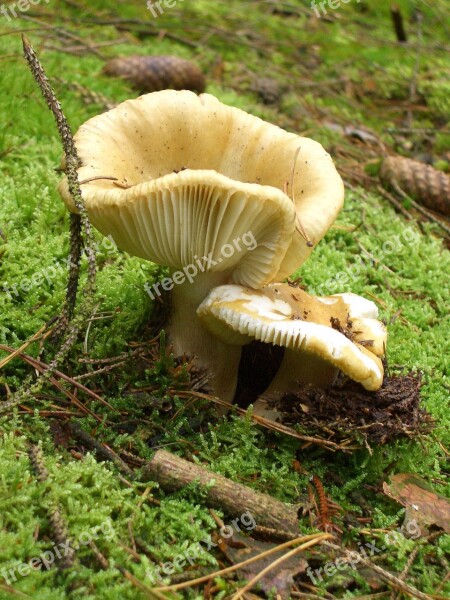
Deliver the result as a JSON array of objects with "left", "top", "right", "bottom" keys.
[
  {"left": 58, "top": 90, "right": 344, "bottom": 403},
  {"left": 197, "top": 283, "right": 386, "bottom": 413}
]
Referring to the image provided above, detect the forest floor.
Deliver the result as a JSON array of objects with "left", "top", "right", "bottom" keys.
[{"left": 0, "top": 0, "right": 449, "bottom": 598}]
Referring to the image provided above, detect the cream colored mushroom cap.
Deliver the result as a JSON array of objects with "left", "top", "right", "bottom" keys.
[
  {"left": 58, "top": 90, "right": 343, "bottom": 283},
  {"left": 60, "top": 168, "right": 295, "bottom": 288},
  {"left": 319, "top": 292, "right": 387, "bottom": 357},
  {"left": 197, "top": 284, "right": 385, "bottom": 391}
]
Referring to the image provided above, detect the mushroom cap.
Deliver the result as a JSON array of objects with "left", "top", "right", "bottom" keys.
[
  {"left": 197, "top": 284, "right": 386, "bottom": 391},
  {"left": 58, "top": 90, "right": 343, "bottom": 284},
  {"left": 60, "top": 168, "right": 295, "bottom": 288}
]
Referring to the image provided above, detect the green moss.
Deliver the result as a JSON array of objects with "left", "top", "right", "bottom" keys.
[{"left": 0, "top": 1, "right": 449, "bottom": 598}]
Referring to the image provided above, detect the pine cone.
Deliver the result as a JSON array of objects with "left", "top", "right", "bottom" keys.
[
  {"left": 380, "top": 156, "right": 450, "bottom": 217},
  {"left": 102, "top": 55, "right": 206, "bottom": 94}
]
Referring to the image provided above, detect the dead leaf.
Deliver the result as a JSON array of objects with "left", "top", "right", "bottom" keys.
[
  {"left": 383, "top": 473, "right": 450, "bottom": 534},
  {"left": 221, "top": 533, "right": 307, "bottom": 599},
  {"left": 343, "top": 126, "right": 379, "bottom": 144}
]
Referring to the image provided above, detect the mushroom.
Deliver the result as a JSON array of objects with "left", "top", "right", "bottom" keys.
[
  {"left": 58, "top": 90, "right": 344, "bottom": 403},
  {"left": 197, "top": 283, "right": 386, "bottom": 412}
]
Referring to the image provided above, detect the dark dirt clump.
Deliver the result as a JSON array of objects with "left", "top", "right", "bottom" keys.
[{"left": 274, "top": 372, "right": 433, "bottom": 446}]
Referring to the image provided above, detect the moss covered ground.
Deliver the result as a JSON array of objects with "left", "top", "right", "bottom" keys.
[{"left": 0, "top": 0, "right": 449, "bottom": 598}]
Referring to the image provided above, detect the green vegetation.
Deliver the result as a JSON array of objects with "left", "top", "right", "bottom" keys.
[{"left": 0, "top": 0, "right": 448, "bottom": 598}]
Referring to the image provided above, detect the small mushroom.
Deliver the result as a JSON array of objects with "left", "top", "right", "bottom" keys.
[
  {"left": 58, "top": 90, "right": 344, "bottom": 404},
  {"left": 197, "top": 283, "right": 386, "bottom": 410}
]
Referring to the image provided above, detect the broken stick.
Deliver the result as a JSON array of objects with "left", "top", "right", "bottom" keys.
[{"left": 142, "top": 450, "right": 300, "bottom": 533}]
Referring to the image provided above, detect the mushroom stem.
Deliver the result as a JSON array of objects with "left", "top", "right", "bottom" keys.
[
  {"left": 253, "top": 350, "right": 338, "bottom": 418},
  {"left": 265, "top": 349, "right": 338, "bottom": 397},
  {"left": 166, "top": 271, "right": 242, "bottom": 407},
  {"left": 197, "top": 283, "right": 386, "bottom": 419}
]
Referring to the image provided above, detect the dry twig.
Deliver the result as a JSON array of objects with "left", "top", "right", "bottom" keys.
[
  {"left": 69, "top": 421, "right": 135, "bottom": 478},
  {"left": 143, "top": 450, "right": 301, "bottom": 532}
]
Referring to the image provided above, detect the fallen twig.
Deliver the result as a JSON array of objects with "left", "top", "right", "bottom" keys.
[
  {"left": 142, "top": 449, "right": 301, "bottom": 532},
  {"left": 69, "top": 421, "right": 135, "bottom": 478},
  {"left": 377, "top": 185, "right": 413, "bottom": 221},
  {"left": 393, "top": 182, "right": 450, "bottom": 237}
]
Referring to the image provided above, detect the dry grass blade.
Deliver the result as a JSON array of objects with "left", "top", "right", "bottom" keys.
[
  {"left": 0, "top": 343, "right": 114, "bottom": 413},
  {"left": 292, "top": 592, "right": 339, "bottom": 600},
  {"left": 249, "top": 410, "right": 359, "bottom": 451},
  {"left": 377, "top": 185, "right": 413, "bottom": 221},
  {"left": 27, "top": 356, "right": 101, "bottom": 422},
  {"left": 154, "top": 533, "right": 332, "bottom": 593},
  {"left": 0, "top": 584, "right": 32, "bottom": 598},
  {"left": 324, "top": 541, "right": 443, "bottom": 600},
  {"left": 231, "top": 534, "right": 332, "bottom": 599},
  {"left": 121, "top": 570, "right": 171, "bottom": 600},
  {"left": 0, "top": 323, "right": 51, "bottom": 370}
]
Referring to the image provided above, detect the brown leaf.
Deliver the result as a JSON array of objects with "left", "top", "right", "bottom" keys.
[
  {"left": 383, "top": 473, "right": 450, "bottom": 534},
  {"left": 221, "top": 533, "right": 307, "bottom": 599}
]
